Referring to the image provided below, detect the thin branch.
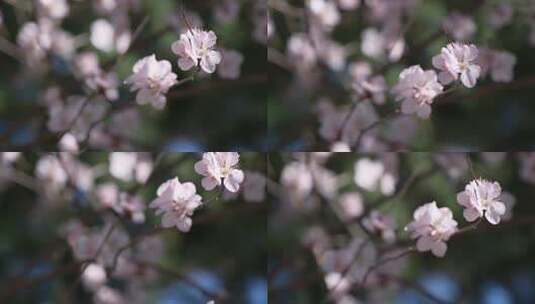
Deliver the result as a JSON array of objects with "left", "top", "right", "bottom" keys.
[
  {"left": 133, "top": 258, "right": 228, "bottom": 301},
  {"left": 361, "top": 247, "right": 415, "bottom": 286}
]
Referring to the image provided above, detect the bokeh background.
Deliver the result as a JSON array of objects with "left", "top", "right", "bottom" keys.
[
  {"left": 0, "top": 152, "right": 267, "bottom": 303},
  {"left": 268, "top": 152, "right": 535, "bottom": 303},
  {"left": 268, "top": 0, "right": 535, "bottom": 150},
  {"left": 0, "top": 0, "right": 267, "bottom": 150}
]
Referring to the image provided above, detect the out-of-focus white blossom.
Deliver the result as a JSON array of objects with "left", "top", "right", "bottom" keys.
[
  {"left": 287, "top": 33, "right": 317, "bottom": 70},
  {"left": 432, "top": 42, "right": 481, "bottom": 88},
  {"left": 405, "top": 201, "right": 457, "bottom": 257},
  {"left": 339, "top": 192, "right": 364, "bottom": 218},
  {"left": 90, "top": 18, "right": 131, "bottom": 54},
  {"left": 59, "top": 133, "right": 80, "bottom": 153},
  {"left": 82, "top": 263, "right": 107, "bottom": 291},
  {"left": 307, "top": 0, "right": 341, "bottom": 29},
  {"left": 392, "top": 65, "right": 443, "bottom": 119},
  {"left": 281, "top": 162, "right": 313, "bottom": 201},
  {"left": 363, "top": 210, "right": 396, "bottom": 243},
  {"left": 109, "top": 153, "right": 153, "bottom": 183},
  {"left": 149, "top": 177, "right": 202, "bottom": 232},
  {"left": 124, "top": 55, "right": 177, "bottom": 110},
  {"left": 194, "top": 152, "right": 244, "bottom": 192},
  {"left": 338, "top": 0, "right": 360, "bottom": 10},
  {"left": 37, "top": 0, "right": 69, "bottom": 20},
  {"left": 457, "top": 179, "right": 506, "bottom": 225},
  {"left": 354, "top": 158, "right": 396, "bottom": 195},
  {"left": 35, "top": 155, "right": 68, "bottom": 191},
  {"left": 171, "top": 29, "right": 222, "bottom": 74}
]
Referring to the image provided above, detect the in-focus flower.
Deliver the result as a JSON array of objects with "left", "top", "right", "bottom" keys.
[
  {"left": 392, "top": 65, "right": 443, "bottom": 119},
  {"left": 171, "top": 29, "right": 222, "bottom": 74},
  {"left": 405, "top": 202, "right": 458, "bottom": 257},
  {"left": 125, "top": 55, "right": 177, "bottom": 110},
  {"left": 457, "top": 179, "right": 506, "bottom": 225},
  {"left": 150, "top": 177, "right": 202, "bottom": 232},
  {"left": 432, "top": 42, "right": 481, "bottom": 88},
  {"left": 194, "top": 152, "right": 244, "bottom": 192}
]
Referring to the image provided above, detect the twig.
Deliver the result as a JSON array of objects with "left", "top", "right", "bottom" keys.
[{"left": 361, "top": 247, "right": 415, "bottom": 286}]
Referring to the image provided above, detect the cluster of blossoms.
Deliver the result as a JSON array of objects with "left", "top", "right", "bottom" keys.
[
  {"left": 4, "top": 1, "right": 257, "bottom": 150},
  {"left": 406, "top": 177, "right": 507, "bottom": 257},
  {"left": 149, "top": 152, "right": 246, "bottom": 232},
  {"left": 0, "top": 152, "right": 267, "bottom": 302},
  {"left": 271, "top": 1, "right": 523, "bottom": 151}
]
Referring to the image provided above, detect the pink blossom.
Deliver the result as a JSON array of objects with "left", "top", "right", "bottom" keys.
[
  {"left": 90, "top": 18, "right": 131, "bottom": 54},
  {"left": 59, "top": 133, "right": 80, "bottom": 153},
  {"left": 339, "top": 192, "right": 364, "bottom": 218},
  {"left": 520, "top": 153, "right": 535, "bottom": 185},
  {"left": 457, "top": 179, "right": 506, "bottom": 225},
  {"left": 405, "top": 202, "right": 458, "bottom": 257},
  {"left": 149, "top": 177, "right": 202, "bottom": 232},
  {"left": 217, "top": 49, "right": 244, "bottom": 79},
  {"left": 17, "top": 20, "right": 53, "bottom": 62},
  {"left": 478, "top": 48, "right": 516, "bottom": 83},
  {"left": 124, "top": 55, "right": 177, "bottom": 109},
  {"left": 432, "top": 42, "right": 481, "bottom": 88},
  {"left": 171, "top": 29, "right": 222, "bottom": 74},
  {"left": 35, "top": 155, "right": 68, "bottom": 192},
  {"left": 352, "top": 75, "right": 387, "bottom": 105},
  {"left": 307, "top": 0, "right": 341, "bottom": 29},
  {"left": 361, "top": 28, "right": 385, "bottom": 59},
  {"left": 37, "top": 0, "right": 69, "bottom": 20},
  {"left": 354, "top": 158, "right": 396, "bottom": 195},
  {"left": 392, "top": 65, "right": 443, "bottom": 119},
  {"left": 338, "top": 0, "right": 360, "bottom": 10},
  {"left": 363, "top": 210, "right": 396, "bottom": 243},
  {"left": 287, "top": 33, "right": 317, "bottom": 70},
  {"left": 194, "top": 152, "right": 244, "bottom": 192},
  {"left": 281, "top": 162, "right": 313, "bottom": 201},
  {"left": 109, "top": 153, "right": 153, "bottom": 183},
  {"left": 442, "top": 12, "right": 476, "bottom": 41},
  {"left": 82, "top": 263, "right": 107, "bottom": 291}
]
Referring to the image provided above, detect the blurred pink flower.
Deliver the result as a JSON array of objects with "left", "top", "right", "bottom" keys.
[
  {"left": 442, "top": 12, "right": 476, "bottom": 41},
  {"left": 172, "top": 29, "right": 222, "bottom": 74},
  {"left": 406, "top": 202, "right": 457, "bottom": 257},
  {"left": 217, "top": 49, "right": 244, "bottom": 79}
]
